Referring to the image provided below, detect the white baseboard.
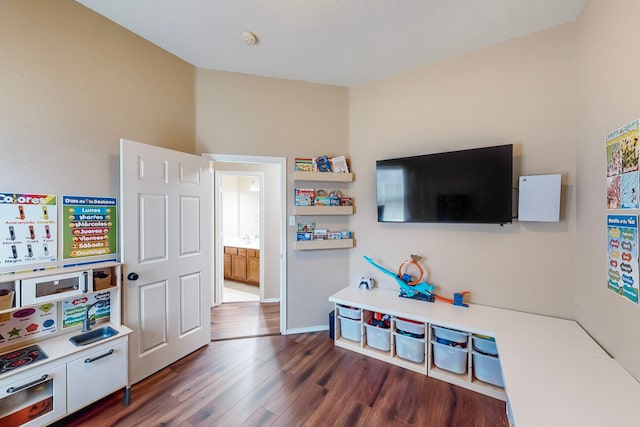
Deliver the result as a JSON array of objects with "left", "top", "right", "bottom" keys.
[{"left": 284, "top": 325, "right": 330, "bottom": 335}]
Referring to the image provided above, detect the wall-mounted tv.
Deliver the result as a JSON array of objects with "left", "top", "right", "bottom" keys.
[{"left": 376, "top": 144, "right": 513, "bottom": 224}]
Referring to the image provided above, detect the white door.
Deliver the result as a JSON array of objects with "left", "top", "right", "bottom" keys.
[{"left": 120, "top": 139, "right": 212, "bottom": 385}]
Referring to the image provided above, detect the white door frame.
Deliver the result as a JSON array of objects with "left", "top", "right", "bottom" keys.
[
  {"left": 203, "top": 153, "right": 287, "bottom": 335},
  {"left": 215, "top": 170, "right": 265, "bottom": 302}
]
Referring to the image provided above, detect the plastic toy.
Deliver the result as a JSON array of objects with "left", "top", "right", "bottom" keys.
[
  {"left": 363, "top": 255, "right": 435, "bottom": 301},
  {"left": 363, "top": 255, "right": 470, "bottom": 307},
  {"left": 434, "top": 291, "right": 470, "bottom": 307},
  {"left": 369, "top": 312, "right": 391, "bottom": 328},
  {"left": 358, "top": 277, "right": 374, "bottom": 290}
]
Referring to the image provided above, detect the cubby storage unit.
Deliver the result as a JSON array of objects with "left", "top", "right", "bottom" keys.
[
  {"left": 330, "top": 287, "right": 640, "bottom": 427},
  {"left": 293, "top": 167, "right": 354, "bottom": 251},
  {"left": 330, "top": 288, "right": 505, "bottom": 400},
  {"left": 334, "top": 308, "right": 428, "bottom": 375}
]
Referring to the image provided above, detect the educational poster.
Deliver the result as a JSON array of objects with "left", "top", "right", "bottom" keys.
[
  {"left": 606, "top": 119, "right": 640, "bottom": 209},
  {"left": 0, "top": 302, "right": 57, "bottom": 345},
  {"left": 0, "top": 193, "right": 57, "bottom": 269},
  {"left": 61, "top": 290, "right": 111, "bottom": 328},
  {"left": 607, "top": 214, "right": 639, "bottom": 304},
  {"left": 62, "top": 196, "right": 117, "bottom": 260}
]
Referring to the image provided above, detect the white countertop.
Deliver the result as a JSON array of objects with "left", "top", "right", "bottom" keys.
[
  {"left": 329, "top": 287, "right": 640, "bottom": 427},
  {"left": 0, "top": 322, "right": 132, "bottom": 383},
  {"left": 223, "top": 238, "right": 260, "bottom": 250}
]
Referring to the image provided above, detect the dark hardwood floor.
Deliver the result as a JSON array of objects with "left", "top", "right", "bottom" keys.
[
  {"left": 55, "top": 332, "right": 508, "bottom": 427},
  {"left": 211, "top": 301, "right": 280, "bottom": 341}
]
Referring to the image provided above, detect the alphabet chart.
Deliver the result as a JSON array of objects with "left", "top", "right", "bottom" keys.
[
  {"left": 0, "top": 193, "right": 57, "bottom": 270},
  {"left": 607, "top": 214, "right": 639, "bottom": 304}
]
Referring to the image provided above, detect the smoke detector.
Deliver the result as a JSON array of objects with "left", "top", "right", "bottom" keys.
[{"left": 241, "top": 31, "right": 258, "bottom": 46}]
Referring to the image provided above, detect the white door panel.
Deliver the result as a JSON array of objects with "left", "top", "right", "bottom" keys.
[
  {"left": 121, "top": 139, "right": 212, "bottom": 384},
  {"left": 180, "top": 272, "right": 202, "bottom": 335},
  {"left": 139, "top": 280, "right": 168, "bottom": 354},
  {"left": 139, "top": 194, "right": 168, "bottom": 263}
]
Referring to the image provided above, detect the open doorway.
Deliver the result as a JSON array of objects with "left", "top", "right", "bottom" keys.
[
  {"left": 204, "top": 154, "right": 286, "bottom": 337},
  {"left": 219, "top": 172, "right": 263, "bottom": 303}
]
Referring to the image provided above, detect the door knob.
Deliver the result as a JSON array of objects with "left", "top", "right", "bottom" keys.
[{"left": 127, "top": 272, "right": 139, "bottom": 281}]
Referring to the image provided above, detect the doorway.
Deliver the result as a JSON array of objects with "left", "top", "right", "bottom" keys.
[
  {"left": 204, "top": 154, "right": 286, "bottom": 336},
  {"left": 219, "top": 172, "right": 263, "bottom": 303}
]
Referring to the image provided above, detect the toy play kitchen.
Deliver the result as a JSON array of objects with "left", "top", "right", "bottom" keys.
[{"left": 0, "top": 194, "right": 131, "bottom": 426}]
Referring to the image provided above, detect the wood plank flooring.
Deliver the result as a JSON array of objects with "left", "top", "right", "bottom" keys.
[
  {"left": 53, "top": 332, "right": 508, "bottom": 427},
  {"left": 211, "top": 302, "right": 280, "bottom": 341}
]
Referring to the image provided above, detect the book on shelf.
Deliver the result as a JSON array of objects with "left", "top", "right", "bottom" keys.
[
  {"left": 315, "top": 155, "right": 333, "bottom": 172},
  {"left": 330, "top": 155, "right": 350, "bottom": 173},
  {"left": 294, "top": 158, "right": 315, "bottom": 172},
  {"left": 294, "top": 188, "right": 315, "bottom": 206},
  {"left": 297, "top": 223, "right": 316, "bottom": 232},
  {"left": 313, "top": 229, "right": 328, "bottom": 240},
  {"left": 296, "top": 232, "right": 313, "bottom": 241}
]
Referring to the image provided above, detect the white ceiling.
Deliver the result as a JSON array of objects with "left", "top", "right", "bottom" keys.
[{"left": 77, "top": 0, "right": 587, "bottom": 87}]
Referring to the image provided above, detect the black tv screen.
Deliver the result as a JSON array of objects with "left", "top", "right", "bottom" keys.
[{"left": 376, "top": 144, "right": 513, "bottom": 224}]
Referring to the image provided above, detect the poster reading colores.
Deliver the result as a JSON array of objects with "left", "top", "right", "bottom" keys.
[
  {"left": 607, "top": 214, "right": 639, "bottom": 304},
  {"left": 0, "top": 193, "right": 57, "bottom": 269},
  {"left": 63, "top": 196, "right": 117, "bottom": 260}
]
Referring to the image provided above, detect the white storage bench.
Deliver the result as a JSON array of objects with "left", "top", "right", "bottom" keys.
[{"left": 329, "top": 287, "right": 640, "bottom": 427}]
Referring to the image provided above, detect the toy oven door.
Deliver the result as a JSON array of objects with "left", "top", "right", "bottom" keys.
[{"left": 0, "top": 364, "right": 67, "bottom": 427}]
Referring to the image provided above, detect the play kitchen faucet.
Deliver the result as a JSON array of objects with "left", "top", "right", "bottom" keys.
[{"left": 82, "top": 300, "right": 105, "bottom": 332}]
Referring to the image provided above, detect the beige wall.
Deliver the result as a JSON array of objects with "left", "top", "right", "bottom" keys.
[
  {"left": 575, "top": 0, "right": 640, "bottom": 379},
  {"left": 196, "top": 69, "right": 350, "bottom": 329},
  {"left": 349, "top": 23, "right": 577, "bottom": 318},
  {"left": 0, "top": 0, "right": 196, "bottom": 198}
]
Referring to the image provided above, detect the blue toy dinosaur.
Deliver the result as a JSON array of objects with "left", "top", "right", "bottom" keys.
[{"left": 363, "top": 255, "right": 435, "bottom": 302}]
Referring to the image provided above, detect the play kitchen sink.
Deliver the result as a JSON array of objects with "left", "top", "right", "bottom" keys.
[{"left": 69, "top": 326, "right": 119, "bottom": 346}]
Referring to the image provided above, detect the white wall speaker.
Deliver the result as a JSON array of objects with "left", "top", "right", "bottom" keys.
[{"left": 518, "top": 174, "right": 562, "bottom": 222}]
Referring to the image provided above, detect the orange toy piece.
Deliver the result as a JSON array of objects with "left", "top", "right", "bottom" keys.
[{"left": 397, "top": 260, "right": 424, "bottom": 285}]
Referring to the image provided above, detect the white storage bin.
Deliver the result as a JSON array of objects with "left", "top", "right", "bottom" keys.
[
  {"left": 338, "top": 316, "right": 361, "bottom": 342},
  {"left": 472, "top": 335, "right": 498, "bottom": 355},
  {"left": 394, "top": 317, "right": 425, "bottom": 336},
  {"left": 432, "top": 325, "right": 469, "bottom": 345},
  {"left": 432, "top": 341, "right": 468, "bottom": 374},
  {"left": 365, "top": 324, "right": 391, "bottom": 351},
  {"left": 337, "top": 305, "right": 362, "bottom": 320},
  {"left": 394, "top": 333, "right": 425, "bottom": 363},
  {"left": 472, "top": 351, "right": 504, "bottom": 387}
]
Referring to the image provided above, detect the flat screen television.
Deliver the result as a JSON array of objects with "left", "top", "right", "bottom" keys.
[{"left": 376, "top": 144, "right": 513, "bottom": 224}]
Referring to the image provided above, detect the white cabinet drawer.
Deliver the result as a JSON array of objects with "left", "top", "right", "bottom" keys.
[
  {"left": 21, "top": 270, "right": 91, "bottom": 306},
  {"left": 66, "top": 339, "right": 127, "bottom": 413},
  {"left": 0, "top": 363, "right": 67, "bottom": 427}
]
